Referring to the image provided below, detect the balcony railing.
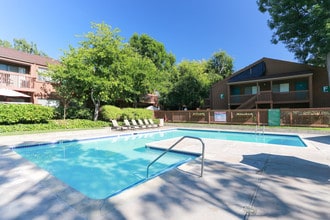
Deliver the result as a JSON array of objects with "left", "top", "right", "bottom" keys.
[
  {"left": 0, "top": 70, "right": 35, "bottom": 91},
  {"left": 230, "top": 90, "right": 310, "bottom": 106},
  {"left": 272, "top": 90, "right": 309, "bottom": 102}
]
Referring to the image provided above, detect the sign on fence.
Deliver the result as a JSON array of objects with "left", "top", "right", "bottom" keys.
[
  {"left": 214, "top": 112, "right": 226, "bottom": 122},
  {"left": 268, "top": 109, "right": 281, "bottom": 126}
]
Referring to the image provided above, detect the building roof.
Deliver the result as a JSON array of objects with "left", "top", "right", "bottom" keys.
[
  {"left": 226, "top": 57, "right": 325, "bottom": 84},
  {"left": 0, "top": 46, "right": 59, "bottom": 66},
  {"left": 227, "top": 70, "right": 313, "bottom": 85}
]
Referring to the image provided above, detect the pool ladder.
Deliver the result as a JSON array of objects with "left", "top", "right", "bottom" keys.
[
  {"left": 146, "top": 136, "right": 205, "bottom": 179},
  {"left": 255, "top": 124, "right": 265, "bottom": 135}
]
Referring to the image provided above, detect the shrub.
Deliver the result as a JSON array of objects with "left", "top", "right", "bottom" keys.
[
  {"left": 121, "top": 108, "right": 136, "bottom": 120},
  {"left": 0, "top": 119, "right": 109, "bottom": 133},
  {"left": 0, "top": 104, "right": 54, "bottom": 125},
  {"left": 131, "top": 108, "right": 154, "bottom": 119},
  {"left": 100, "top": 105, "right": 122, "bottom": 121}
]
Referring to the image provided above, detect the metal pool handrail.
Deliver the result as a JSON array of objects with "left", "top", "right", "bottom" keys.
[{"left": 146, "top": 136, "right": 205, "bottom": 178}]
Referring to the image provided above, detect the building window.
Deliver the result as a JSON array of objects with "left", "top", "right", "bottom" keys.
[
  {"left": 273, "top": 83, "right": 289, "bottom": 92},
  {"left": 244, "top": 86, "right": 259, "bottom": 95},
  {"left": 37, "top": 67, "right": 52, "bottom": 82},
  {"left": 0, "top": 63, "right": 27, "bottom": 74}
]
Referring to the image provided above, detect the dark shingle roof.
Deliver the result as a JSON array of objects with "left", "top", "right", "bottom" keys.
[{"left": 0, "top": 46, "right": 59, "bottom": 66}]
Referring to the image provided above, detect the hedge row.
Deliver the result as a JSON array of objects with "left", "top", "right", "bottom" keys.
[
  {"left": 0, "top": 119, "right": 109, "bottom": 133},
  {"left": 100, "top": 105, "right": 154, "bottom": 121},
  {"left": 0, "top": 104, "right": 54, "bottom": 125}
]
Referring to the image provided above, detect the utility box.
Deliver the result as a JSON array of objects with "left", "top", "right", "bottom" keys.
[{"left": 268, "top": 109, "right": 281, "bottom": 126}]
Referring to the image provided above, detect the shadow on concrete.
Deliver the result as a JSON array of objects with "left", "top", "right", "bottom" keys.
[
  {"left": 305, "top": 135, "right": 330, "bottom": 145},
  {"left": 241, "top": 153, "right": 330, "bottom": 182}
]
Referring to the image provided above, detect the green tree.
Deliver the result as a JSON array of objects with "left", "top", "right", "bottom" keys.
[
  {"left": 129, "top": 33, "right": 176, "bottom": 71},
  {"left": 50, "top": 23, "right": 125, "bottom": 121},
  {"left": 48, "top": 47, "right": 85, "bottom": 120},
  {"left": 206, "top": 50, "right": 234, "bottom": 83},
  {"left": 116, "top": 46, "right": 158, "bottom": 107},
  {"left": 165, "top": 60, "right": 210, "bottom": 110},
  {"left": 257, "top": 0, "right": 330, "bottom": 67},
  {"left": 0, "top": 38, "right": 47, "bottom": 56},
  {"left": 0, "top": 39, "right": 12, "bottom": 48},
  {"left": 129, "top": 33, "right": 179, "bottom": 107}
]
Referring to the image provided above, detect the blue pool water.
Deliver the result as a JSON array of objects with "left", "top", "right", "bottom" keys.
[{"left": 14, "top": 128, "right": 306, "bottom": 199}]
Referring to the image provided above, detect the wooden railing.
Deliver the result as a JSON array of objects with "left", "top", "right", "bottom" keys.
[
  {"left": 231, "top": 90, "right": 309, "bottom": 107},
  {"left": 0, "top": 70, "right": 35, "bottom": 91}
]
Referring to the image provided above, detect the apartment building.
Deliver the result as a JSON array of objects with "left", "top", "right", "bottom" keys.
[
  {"left": 0, "top": 46, "right": 59, "bottom": 106},
  {"left": 210, "top": 57, "right": 330, "bottom": 109}
]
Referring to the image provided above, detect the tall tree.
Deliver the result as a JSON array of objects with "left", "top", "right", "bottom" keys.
[
  {"left": 165, "top": 60, "right": 210, "bottom": 110},
  {"left": 206, "top": 50, "right": 234, "bottom": 83},
  {"left": 48, "top": 47, "right": 85, "bottom": 120},
  {"left": 129, "top": 33, "right": 176, "bottom": 71},
  {"left": 116, "top": 46, "right": 158, "bottom": 107},
  {"left": 257, "top": 0, "right": 330, "bottom": 67},
  {"left": 50, "top": 23, "right": 125, "bottom": 121},
  {"left": 129, "top": 33, "right": 178, "bottom": 106}
]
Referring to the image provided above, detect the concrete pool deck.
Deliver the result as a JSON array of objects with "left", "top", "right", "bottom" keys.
[{"left": 0, "top": 126, "right": 329, "bottom": 220}]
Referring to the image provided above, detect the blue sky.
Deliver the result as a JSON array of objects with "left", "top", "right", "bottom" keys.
[{"left": 0, "top": 0, "right": 296, "bottom": 71}]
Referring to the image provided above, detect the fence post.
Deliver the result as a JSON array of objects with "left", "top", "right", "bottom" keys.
[{"left": 208, "top": 111, "right": 211, "bottom": 124}]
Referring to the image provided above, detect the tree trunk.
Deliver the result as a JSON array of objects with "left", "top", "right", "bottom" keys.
[
  {"left": 93, "top": 101, "right": 100, "bottom": 121},
  {"left": 91, "top": 89, "right": 100, "bottom": 121}
]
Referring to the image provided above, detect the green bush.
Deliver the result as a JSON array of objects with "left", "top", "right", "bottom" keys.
[
  {"left": 132, "top": 108, "right": 154, "bottom": 119},
  {"left": 121, "top": 108, "right": 136, "bottom": 120},
  {"left": 0, "top": 104, "right": 54, "bottom": 125},
  {"left": 100, "top": 105, "right": 154, "bottom": 121},
  {"left": 100, "top": 105, "right": 122, "bottom": 121},
  {"left": 0, "top": 119, "right": 109, "bottom": 133}
]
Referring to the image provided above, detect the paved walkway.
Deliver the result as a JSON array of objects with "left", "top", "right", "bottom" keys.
[{"left": 0, "top": 126, "right": 329, "bottom": 220}]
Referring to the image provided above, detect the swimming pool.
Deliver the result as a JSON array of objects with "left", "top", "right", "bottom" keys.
[{"left": 13, "top": 128, "right": 306, "bottom": 199}]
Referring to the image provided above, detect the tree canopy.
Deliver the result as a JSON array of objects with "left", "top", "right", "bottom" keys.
[
  {"left": 0, "top": 38, "right": 47, "bottom": 56},
  {"left": 49, "top": 22, "right": 235, "bottom": 118},
  {"left": 257, "top": 0, "right": 330, "bottom": 66}
]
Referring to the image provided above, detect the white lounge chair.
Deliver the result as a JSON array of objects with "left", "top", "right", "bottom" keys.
[
  {"left": 131, "top": 119, "right": 146, "bottom": 129},
  {"left": 124, "top": 119, "right": 139, "bottom": 129},
  {"left": 138, "top": 119, "right": 151, "bottom": 128},
  {"left": 144, "top": 119, "right": 157, "bottom": 128},
  {"left": 111, "top": 120, "right": 128, "bottom": 130},
  {"left": 148, "top": 119, "right": 159, "bottom": 127}
]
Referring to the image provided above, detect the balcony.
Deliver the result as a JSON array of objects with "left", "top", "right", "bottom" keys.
[
  {"left": 0, "top": 70, "right": 35, "bottom": 92},
  {"left": 230, "top": 90, "right": 310, "bottom": 109}
]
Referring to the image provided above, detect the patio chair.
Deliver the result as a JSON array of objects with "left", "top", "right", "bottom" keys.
[
  {"left": 144, "top": 119, "right": 157, "bottom": 128},
  {"left": 148, "top": 118, "right": 159, "bottom": 127},
  {"left": 131, "top": 119, "right": 146, "bottom": 129},
  {"left": 111, "top": 120, "right": 128, "bottom": 131},
  {"left": 138, "top": 119, "right": 151, "bottom": 128},
  {"left": 124, "top": 119, "right": 139, "bottom": 129}
]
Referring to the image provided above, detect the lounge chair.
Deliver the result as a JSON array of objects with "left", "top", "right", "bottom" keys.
[
  {"left": 131, "top": 119, "right": 146, "bottom": 129},
  {"left": 138, "top": 119, "right": 150, "bottom": 128},
  {"left": 124, "top": 119, "right": 139, "bottom": 129},
  {"left": 111, "top": 120, "right": 128, "bottom": 130},
  {"left": 144, "top": 119, "right": 157, "bottom": 128},
  {"left": 148, "top": 118, "right": 159, "bottom": 127}
]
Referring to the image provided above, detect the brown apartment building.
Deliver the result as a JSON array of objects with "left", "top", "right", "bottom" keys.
[
  {"left": 0, "top": 46, "right": 59, "bottom": 106},
  {"left": 210, "top": 57, "right": 330, "bottom": 109}
]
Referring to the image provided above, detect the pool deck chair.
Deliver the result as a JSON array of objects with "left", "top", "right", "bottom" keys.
[
  {"left": 144, "top": 119, "right": 157, "bottom": 128},
  {"left": 131, "top": 119, "right": 146, "bottom": 129},
  {"left": 111, "top": 120, "right": 128, "bottom": 131},
  {"left": 124, "top": 119, "right": 139, "bottom": 129},
  {"left": 137, "top": 119, "right": 148, "bottom": 128},
  {"left": 148, "top": 119, "right": 159, "bottom": 127}
]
